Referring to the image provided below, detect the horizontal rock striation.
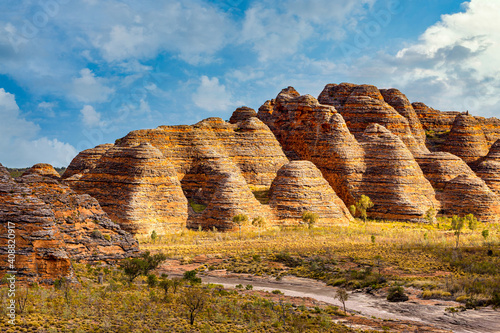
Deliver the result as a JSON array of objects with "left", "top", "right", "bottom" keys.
[
  {"left": 441, "top": 175, "right": 500, "bottom": 223},
  {"left": 22, "top": 163, "right": 61, "bottom": 179},
  {"left": 18, "top": 164, "right": 139, "bottom": 261},
  {"left": 319, "top": 83, "right": 423, "bottom": 155},
  {"left": 441, "top": 113, "right": 489, "bottom": 164},
  {"left": 66, "top": 142, "right": 188, "bottom": 236},
  {"left": 0, "top": 164, "right": 73, "bottom": 283},
  {"left": 63, "top": 143, "right": 113, "bottom": 178},
  {"left": 258, "top": 86, "right": 365, "bottom": 206},
  {"left": 472, "top": 140, "right": 500, "bottom": 196},
  {"left": 359, "top": 124, "right": 439, "bottom": 222},
  {"left": 412, "top": 102, "right": 460, "bottom": 134},
  {"left": 269, "top": 161, "right": 352, "bottom": 226}
]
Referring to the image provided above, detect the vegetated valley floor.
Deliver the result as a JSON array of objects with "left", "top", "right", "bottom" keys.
[{"left": 1, "top": 219, "right": 499, "bottom": 332}]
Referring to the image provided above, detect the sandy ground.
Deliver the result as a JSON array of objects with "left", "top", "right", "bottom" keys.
[{"left": 159, "top": 259, "right": 500, "bottom": 333}]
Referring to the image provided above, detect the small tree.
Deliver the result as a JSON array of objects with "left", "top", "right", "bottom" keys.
[
  {"left": 252, "top": 216, "right": 266, "bottom": 238},
  {"left": 181, "top": 286, "right": 209, "bottom": 325},
  {"left": 451, "top": 215, "right": 465, "bottom": 248},
  {"left": 232, "top": 214, "right": 248, "bottom": 238},
  {"left": 335, "top": 288, "right": 349, "bottom": 314},
  {"left": 348, "top": 205, "right": 356, "bottom": 217},
  {"left": 355, "top": 195, "right": 374, "bottom": 222},
  {"left": 301, "top": 211, "right": 319, "bottom": 229},
  {"left": 121, "top": 251, "right": 167, "bottom": 283},
  {"left": 147, "top": 274, "right": 158, "bottom": 288},
  {"left": 151, "top": 230, "right": 158, "bottom": 243},
  {"left": 482, "top": 229, "right": 489, "bottom": 242},
  {"left": 424, "top": 207, "right": 436, "bottom": 224}
]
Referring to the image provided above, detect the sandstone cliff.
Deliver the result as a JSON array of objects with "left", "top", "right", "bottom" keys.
[
  {"left": 269, "top": 161, "right": 353, "bottom": 226},
  {"left": 62, "top": 143, "right": 113, "bottom": 178}
]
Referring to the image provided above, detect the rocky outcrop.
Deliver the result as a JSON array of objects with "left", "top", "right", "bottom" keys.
[
  {"left": 415, "top": 153, "right": 477, "bottom": 190},
  {"left": 412, "top": 102, "right": 459, "bottom": 134},
  {"left": 229, "top": 106, "right": 257, "bottom": 124},
  {"left": 22, "top": 163, "right": 61, "bottom": 179},
  {"left": 17, "top": 164, "right": 139, "bottom": 261},
  {"left": 359, "top": 124, "right": 439, "bottom": 222},
  {"left": 441, "top": 113, "right": 489, "bottom": 164},
  {"left": 472, "top": 140, "right": 500, "bottom": 196},
  {"left": 258, "top": 87, "right": 365, "bottom": 206},
  {"left": 475, "top": 117, "right": 500, "bottom": 147},
  {"left": 319, "top": 83, "right": 424, "bottom": 155},
  {"left": 62, "top": 143, "right": 113, "bottom": 178},
  {"left": 441, "top": 175, "right": 500, "bottom": 223},
  {"left": 66, "top": 143, "right": 188, "bottom": 236},
  {"left": 379, "top": 88, "right": 429, "bottom": 154},
  {"left": 269, "top": 161, "right": 353, "bottom": 226},
  {"left": 0, "top": 164, "right": 73, "bottom": 283}
]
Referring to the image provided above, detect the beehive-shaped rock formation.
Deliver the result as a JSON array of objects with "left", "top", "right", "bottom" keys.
[
  {"left": 441, "top": 113, "right": 489, "bottom": 164},
  {"left": 412, "top": 102, "right": 459, "bottom": 134},
  {"left": 319, "top": 83, "right": 422, "bottom": 155},
  {"left": 441, "top": 175, "right": 500, "bottom": 223},
  {"left": 359, "top": 124, "right": 439, "bottom": 222},
  {"left": 18, "top": 164, "right": 139, "bottom": 261},
  {"left": 62, "top": 143, "right": 113, "bottom": 178},
  {"left": 66, "top": 142, "right": 188, "bottom": 236},
  {"left": 22, "top": 163, "right": 61, "bottom": 179},
  {"left": 269, "top": 161, "right": 353, "bottom": 226},
  {"left": 380, "top": 88, "right": 428, "bottom": 154},
  {"left": 0, "top": 164, "right": 73, "bottom": 283},
  {"left": 473, "top": 140, "right": 500, "bottom": 196},
  {"left": 258, "top": 87, "right": 365, "bottom": 205},
  {"left": 229, "top": 106, "right": 257, "bottom": 124}
]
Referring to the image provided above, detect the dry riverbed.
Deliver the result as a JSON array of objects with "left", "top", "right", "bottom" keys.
[{"left": 159, "top": 258, "right": 500, "bottom": 333}]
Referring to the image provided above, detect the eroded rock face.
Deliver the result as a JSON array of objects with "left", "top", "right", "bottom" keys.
[
  {"left": 475, "top": 117, "right": 500, "bottom": 147},
  {"left": 17, "top": 164, "right": 139, "bottom": 261},
  {"left": 472, "top": 140, "right": 500, "bottom": 196},
  {"left": 412, "top": 102, "right": 459, "bottom": 134},
  {"left": 0, "top": 164, "right": 73, "bottom": 283},
  {"left": 269, "top": 161, "right": 353, "bottom": 226},
  {"left": 441, "top": 113, "right": 489, "bottom": 164},
  {"left": 380, "top": 88, "right": 429, "bottom": 154},
  {"left": 63, "top": 143, "right": 113, "bottom": 178},
  {"left": 258, "top": 87, "right": 365, "bottom": 206},
  {"left": 441, "top": 175, "right": 500, "bottom": 223},
  {"left": 66, "top": 143, "right": 188, "bottom": 236},
  {"left": 22, "top": 163, "right": 61, "bottom": 179},
  {"left": 359, "top": 124, "right": 439, "bottom": 222},
  {"left": 319, "top": 83, "right": 423, "bottom": 155},
  {"left": 229, "top": 106, "right": 257, "bottom": 124}
]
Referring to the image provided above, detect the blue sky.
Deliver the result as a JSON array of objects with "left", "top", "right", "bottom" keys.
[{"left": 1, "top": 0, "right": 499, "bottom": 167}]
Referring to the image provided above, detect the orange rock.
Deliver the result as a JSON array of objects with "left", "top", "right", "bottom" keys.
[
  {"left": 63, "top": 143, "right": 113, "bottom": 178},
  {"left": 22, "top": 163, "right": 61, "bottom": 179},
  {"left": 0, "top": 164, "right": 73, "bottom": 283},
  {"left": 258, "top": 86, "right": 365, "bottom": 206},
  {"left": 472, "top": 140, "right": 500, "bottom": 196},
  {"left": 319, "top": 83, "right": 423, "bottom": 155},
  {"left": 441, "top": 175, "right": 500, "bottom": 223},
  {"left": 269, "top": 161, "right": 353, "bottom": 226},
  {"left": 412, "top": 102, "right": 459, "bottom": 134},
  {"left": 66, "top": 142, "right": 188, "bottom": 236},
  {"left": 441, "top": 113, "right": 489, "bottom": 164},
  {"left": 359, "top": 124, "right": 439, "bottom": 222}
]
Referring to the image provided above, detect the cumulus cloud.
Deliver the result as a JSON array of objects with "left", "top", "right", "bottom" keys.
[
  {"left": 72, "top": 69, "right": 115, "bottom": 103},
  {"left": 192, "top": 76, "right": 239, "bottom": 112},
  {"left": 0, "top": 89, "right": 77, "bottom": 167},
  {"left": 357, "top": 0, "right": 500, "bottom": 116},
  {"left": 80, "top": 105, "right": 104, "bottom": 127},
  {"left": 241, "top": 0, "right": 375, "bottom": 61}
]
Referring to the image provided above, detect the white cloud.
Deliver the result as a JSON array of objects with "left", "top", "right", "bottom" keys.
[
  {"left": 241, "top": 0, "right": 374, "bottom": 61},
  {"left": 80, "top": 105, "right": 103, "bottom": 127},
  {"left": 192, "top": 76, "right": 239, "bottom": 112},
  {"left": 72, "top": 68, "right": 115, "bottom": 103},
  {"left": 355, "top": 0, "right": 500, "bottom": 116},
  {"left": 38, "top": 101, "right": 57, "bottom": 117},
  {"left": 0, "top": 89, "right": 77, "bottom": 167}
]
